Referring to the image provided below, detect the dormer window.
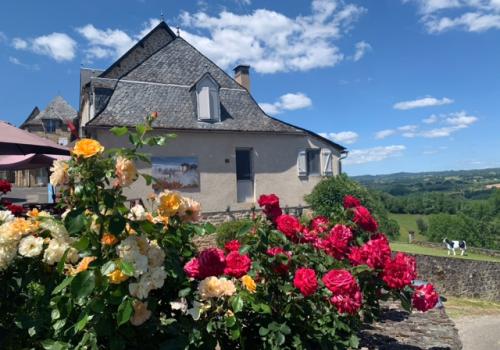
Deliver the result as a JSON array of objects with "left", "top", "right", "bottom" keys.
[{"left": 192, "top": 73, "right": 221, "bottom": 122}]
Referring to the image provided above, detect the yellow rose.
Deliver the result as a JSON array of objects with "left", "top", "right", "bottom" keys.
[
  {"left": 114, "top": 156, "right": 138, "bottom": 187},
  {"left": 108, "top": 268, "right": 129, "bottom": 284},
  {"left": 49, "top": 159, "right": 69, "bottom": 186},
  {"left": 68, "top": 256, "right": 96, "bottom": 276},
  {"left": 72, "top": 138, "right": 104, "bottom": 158},
  {"left": 157, "top": 190, "right": 182, "bottom": 217},
  {"left": 101, "top": 233, "right": 118, "bottom": 246},
  {"left": 179, "top": 197, "right": 201, "bottom": 222},
  {"left": 198, "top": 277, "right": 236, "bottom": 300},
  {"left": 241, "top": 275, "right": 256, "bottom": 293}
]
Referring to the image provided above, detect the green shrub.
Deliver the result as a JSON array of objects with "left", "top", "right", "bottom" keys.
[
  {"left": 305, "top": 174, "right": 400, "bottom": 239},
  {"left": 215, "top": 219, "right": 253, "bottom": 247}
]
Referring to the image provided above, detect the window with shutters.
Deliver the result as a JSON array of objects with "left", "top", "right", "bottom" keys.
[
  {"left": 195, "top": 74, "right": 221, "bottom": 122},
  {"left": 306, "top": 149, "right": 320, "bottom": 175}
]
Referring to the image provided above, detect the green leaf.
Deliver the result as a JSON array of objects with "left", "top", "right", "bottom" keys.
[
  {"left": 109, "top": 215, "right": 126, "bottom": 235},
  {"left": 231, "top": 295, "right": 244, "bottom": 313},
  {"left": 237, "top": 222, "right": 253, "bottom": 237},
  {"left": 178, "top": 287, "right": 191, "bottom": 298},
  {"left": 117, "top": 298, "right": 133, "bottom": 327},
  {"left": 230, "top": 328, "right": 240, "bottom": 340},
  {"left": 101, "top": 261, "right": 116, "bottom": 275},
  {"left": 51, "top": 309, "right": 60, "bottom": 321},
  {"left": 52, "top": 319, "right": 66, "bottom": 332},
  {"left": 119, "top": 260, "right": 135, "bottom": 277},
  {"left": 204, "top": 223, "right": 217, "bottom": 234},
  {"left": 71, "top": 270, "right": 96, "bottom": 299},
  {"left": 74, "top": 312, "right": 90, "bottom": 333},
  {"left": 276, "top": 333, "right": 286, "bottom": 346},
  {"left": 64, "top": 210, "right": 86, "bottom": 235},
  {"left": 136, "top": 124, "right": 147, "bottom": 136},
  {"left": 110, "top": 126, "right": 129, "bottom": 137},
  {"left": 225, "top": 316, "right": 236, "bottom": 328},
  {"left": 41, "top": 340, "right": 69, "bottom": 350},
  {"left": 56, "top": 249, "right": 70, "bottom": 274},
  {"left": 279, "top": 324, "right": 291, "bottom": 335},
  {"left": 259, "top": 327, "right": 269, "bottom": 337},
  {"left": 349, "top": 335, "right": 360, "bottom": 349},
  {"left": 72, "top": 236, "right": 89, "bottom": 251},
  {"left": 52, "top": 276, "right": 74, "bottom": 295}
]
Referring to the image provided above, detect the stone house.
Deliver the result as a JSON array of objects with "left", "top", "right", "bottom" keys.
[
  {"left": 7, "top": 96, "right": 77, "bottom": 187},
  {"left": 79, "top": 21, "right": 347, "bottom": 214}
]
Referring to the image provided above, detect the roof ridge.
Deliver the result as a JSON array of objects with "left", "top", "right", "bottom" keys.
[{"left": 100, "top": 21, "right": 176, "bottom": 79}]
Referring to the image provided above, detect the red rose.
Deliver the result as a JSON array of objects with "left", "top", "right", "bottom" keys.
[
  {"left": 412, "top": 284, "right": 439, "bottom": 312},
  {"left": 348, "top": 234, "right": 391, "bottom": 269},
  {"left": 316, "top": 224, "right": 353, "bottom": 259},
  {"left": 7, "top": 204, "right": 24, "bottom": 217},
  {"left": 310, "top": 216, "right": 330, "bottom": 233},
  {"left": 267, "top": 247, "right": 292, "bottom": 274},
  {"left": 276, "top": 214, "right": 301, "bottom": 240},
  {"left": 322, "top": 269, "right": 363, "bottom": 315},
  {"left": 258, "top": 194, "right": 282, "bottom": 223},
  {"left": 258, "top": 194, "right": 280, "bottom": 207},
  {"left": 198, "top": 248, "right": 226, "bottom": 279},
  {"left": 184, "top": 257, "right": 200, "bottom": 279},
  {"left": 224, "top": 251, "right": 252, "bottom": 278},
  {"left": 0, "top": 179, "right": 12, "bottom": 194},
  {"left": 293, "top": 268, "right": 318, "bottom": 297},
  {"left": 224, "top": 240, "right": 241, "bottom": 252},
  {"left": 300, "top": 227, "right": 319, "bottom": 243},
  {"left": 382, "top": 252, "right": 417, "bottom": 289},
  {"left": 343, "top": 195, "right": 361, "bottom": 209},
  {"left": 322, "top": 269, "right": 357, "bottom": 294},
  {"left": 330, "top": 288, "right": 363, "bottom": 315},
  {"left": 353, "top": 205, "right": 378, "bottom": 232}
]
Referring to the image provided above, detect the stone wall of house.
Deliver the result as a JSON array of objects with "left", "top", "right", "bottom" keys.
[
  {"left": 413, "top": 254, "right": 500, "bottom": 301},
  {"left": 200, "top": 206, "right": 311, "bottom": 225}
]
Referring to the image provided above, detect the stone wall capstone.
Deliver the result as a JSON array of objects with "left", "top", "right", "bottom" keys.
[{"left": 412, "top": 254, "right": 500, "bottom": 301}]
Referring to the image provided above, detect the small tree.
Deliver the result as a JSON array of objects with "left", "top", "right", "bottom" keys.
[{"left": 416, "top": 217, "right": 428, "bottom": 235}]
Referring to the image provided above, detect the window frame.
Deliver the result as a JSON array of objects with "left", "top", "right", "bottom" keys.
[{"left": 306, "top": 149, "right": 321, "bottom": 176}]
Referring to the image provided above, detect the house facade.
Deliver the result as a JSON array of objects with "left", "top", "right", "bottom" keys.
[
  {"left": 2, "top": 96, "right": 77, "bottom": 187},
  {"left": 79, "top": 22, "right": 347, "bottom": 213}
]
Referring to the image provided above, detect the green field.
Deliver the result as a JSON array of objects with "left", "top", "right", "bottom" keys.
[
  {"left": 390, "top": 242, "right": 500, "bottom": 263},
  {"left": 389, "top": 213, "right": 429, "bottom": 242}
]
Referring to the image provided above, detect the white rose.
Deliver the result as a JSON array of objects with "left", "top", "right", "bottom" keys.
[
  {"left": 0, "top": 210, "right": 14, "bottom": 224},
  {"left": 147, "top": 240, "right": 165, "bottom": 268},
  {"left": 128, "top": 204, "right": 147, "bottom": 221},
  {"left": 0, "top": 242, "right": 17, "bottom": 270},
  {"left": 18, "top": 235, "right": 44, "bottom": 257}
]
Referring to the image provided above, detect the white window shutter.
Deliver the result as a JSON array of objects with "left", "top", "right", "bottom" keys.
[
  {"left": 209, "top": 88, "right": 220, "bottom": 121},
  {"left": 297, "top": 150, "right": 307, "bottom": 176},
  {"left": 198, "top": 86, "right": 211, "bottom": 120},
  {"left": 321, "top": 149, "right": 333, "bottom": 176}
]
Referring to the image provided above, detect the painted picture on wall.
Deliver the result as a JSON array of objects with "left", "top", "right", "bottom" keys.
[{"left": 152, "top": 157, "right": 199, "bottom": 190}]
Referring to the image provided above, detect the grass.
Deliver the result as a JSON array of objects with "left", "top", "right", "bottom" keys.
[
  {"left": 390, "top": 242, "right": 500, "bottom": 263},
  {"left": 389, "top": 213, "right": 429, "bottom": 243},
  {"left": 444, "top": 296, "right": 500, "bottom": 319}
]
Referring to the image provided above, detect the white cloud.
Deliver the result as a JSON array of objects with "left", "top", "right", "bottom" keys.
[
  {"left": 352, "top": 41, "right": 371, "bottom": 61},
  {"left": 398, "top": 124, "right": 418, "bottom": 132},
  {"left": 320, "top": 131, "right": 359, "bottom": 144},
  {"left": 0, "top": 32, "right": 7, "bottom": 43},
  {"left": 12, "top": 33, "right": 76, "bottom": 61},
  {"left": 393, "top": 96, "right": 454, "bottom": 110},
  {"left": 375, "top": 129, "right": 396, "bottom": 140},
  {"left": 422, "top": 114, "right": 439, "bottom": 124},
  {"left": 259, "top": 92, "right": 312, "bottom": 114},
  {"left": 445, "top": 112, "right": 477, "bottom": 126},
  {"left": 179, "top": 0, "right": 366, "bottom": 73},
  {"left": 8, "top": 56, "right": 40, "bottom": 70},
  {"left": 405, "top": 0, "right": 500, "bottom": 33},
  {"left": 344, "top": 145, "right": 406, "bottom": 164},
  {"left": 76, "top": 19, "right": 161, "bottom": 61},
  {"left": 12, "top": 38, "right": 28, "bottom": 49}
]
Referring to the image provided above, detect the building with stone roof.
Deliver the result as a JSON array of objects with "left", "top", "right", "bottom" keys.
[{"left": 79, "top": 21, "right": 347, "bottom": 213}]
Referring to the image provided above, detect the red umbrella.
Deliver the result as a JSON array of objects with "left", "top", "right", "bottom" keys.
[{"left": 0, "top": 121, "right": 70, "bottom": 155}]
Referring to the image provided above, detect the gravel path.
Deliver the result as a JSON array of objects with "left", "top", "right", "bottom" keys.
[{"left": 454, "top": 315, "right": 500, "bottom": 350}]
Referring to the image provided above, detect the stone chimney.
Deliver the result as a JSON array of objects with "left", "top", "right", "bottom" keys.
[{"left": 233, "top": 65, "right": 250, "bottom": 91}]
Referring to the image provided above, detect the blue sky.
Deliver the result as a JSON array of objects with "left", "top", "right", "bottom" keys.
[{"left": 0, "top": 0, "right": 499, "bottom": 176}]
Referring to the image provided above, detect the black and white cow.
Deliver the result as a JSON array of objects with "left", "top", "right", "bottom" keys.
[{"left": 443, "top": 238, "right": 467, "bottom": 256}]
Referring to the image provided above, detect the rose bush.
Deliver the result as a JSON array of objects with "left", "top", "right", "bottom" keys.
[
  {"left": 182, "top": 194, "right": 439, "bottom": 349},
  {"left": 0, "top": 114, "right": 211, "bottom": 349}
]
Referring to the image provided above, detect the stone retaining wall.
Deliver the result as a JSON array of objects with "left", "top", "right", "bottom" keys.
[
  {"left": 201, "top": 206, "right": 311, "bottom": 225},
  {"left": 413, "top": 254, "right": 500, "bottom": 301},
  {"left": 413, "top": 241, "right": 500, "bottom": 258}
]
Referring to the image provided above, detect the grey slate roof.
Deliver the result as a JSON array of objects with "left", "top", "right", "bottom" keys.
[
  {"left": 84, "top": 22, "right": 345, "bottom": 150},
  {"left": 24, "top": 96, "right": 77, "bottom": 126}
]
